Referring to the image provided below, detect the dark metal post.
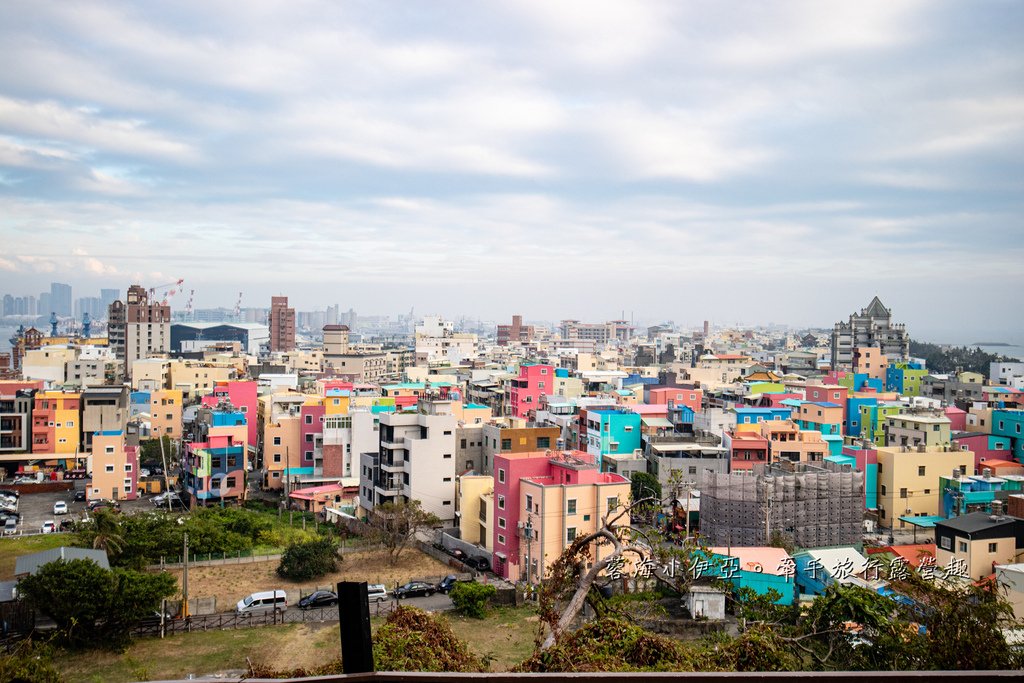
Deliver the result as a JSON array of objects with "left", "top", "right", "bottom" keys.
[{"left": 338, "top": 581, "right": 374, "bottom": 674}]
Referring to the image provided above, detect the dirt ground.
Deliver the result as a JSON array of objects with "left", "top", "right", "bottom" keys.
[{"left": 160, "top": 547, "right": 451, "bottom": 611}]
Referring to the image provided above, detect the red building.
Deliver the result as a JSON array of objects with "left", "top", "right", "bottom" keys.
[
  {"left": 506, "top": 363, "right": 553, "bottom": 419},
  {"left": 725, "top": 430, "right": 769, "bottom": 471}
]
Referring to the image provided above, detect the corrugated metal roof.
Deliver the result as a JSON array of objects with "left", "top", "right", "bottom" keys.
[{"left": 14, "top": 547, "right": 110, "bottom": 576}]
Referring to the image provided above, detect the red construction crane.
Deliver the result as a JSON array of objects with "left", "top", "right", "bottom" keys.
[{"left": 149, "top": 278, "right": 185, "bottom": 306}]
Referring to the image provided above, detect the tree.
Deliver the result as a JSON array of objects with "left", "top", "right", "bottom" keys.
[
  {"left": 277, "top": 538, "right": 339, "bottom": 581},
  {"left": 449, "top": 582, "right": 496, "bottom": 619},
  {"left": 78, "top": 509, "right": 124, "bottom": 557},
  {"left": 366, "top": 500, "right": 440, "bottom": 566},
  {"left": 17, "top": 559, "right": 176, "bottom": 648},
  {"left": 374, "top": 606, "right": 484, "bottom": 672},
  {"left": 629, "top": 473, "right": 662, "bottom": 507},
  {"left": 0, "top": 641, "right": 63, "bottom": 683}
]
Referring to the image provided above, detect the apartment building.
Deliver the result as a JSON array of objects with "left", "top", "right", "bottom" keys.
[
  {"left": 80, "top": 386, "right": 129, "bottom": 452},
  {"left": 935, "top": 511, "right": 1024, "bottom": 581},
  {"left": 88, "top": 430, "right": 138, "bottom": 502},
  {"left": 358, "top": 399, "right": 458, "bottom": 522},
  {"left": 506, "top": 364, "right": 554, "bottom": 419},
  {"left": 183, "top": 404, "right": 248, "bottom": 505},
  {"left": 480, "top": 423, "right": 561, "bottom": 474},
  {"left": 269, "top": 296, "right": 296, "bottom": 353},
  {"left": 146, "top": 389, "right": 183, "bottom": 439},
  {"left": 31, "top": 390, "right": 80, "bottom": 455},
  {"left": 107, "top": 285, "right": 171, "bottom": 382},
  {"left": 884, "top": 413, "right": 952, "bottom": 449},
  {"left": 830, "top": 297, "right": 909, "bottom": 370},
  {"left": 875, "top": 445, "right": 975, "bottom": 529}
]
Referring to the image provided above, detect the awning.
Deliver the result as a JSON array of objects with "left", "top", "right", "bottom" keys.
[
  {"left": 641, "top": 417, "right": 674, "bottom": 428},
  {"left": 494, "top": 552, "right": 507, "bottom": 560}
]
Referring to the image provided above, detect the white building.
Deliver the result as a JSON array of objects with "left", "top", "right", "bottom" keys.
[
  {"left": 359, "top": 399, "right": 458, "bottom": 522},
  {"left": 415, "top": 315, "right": 478, "bottom": 365}
]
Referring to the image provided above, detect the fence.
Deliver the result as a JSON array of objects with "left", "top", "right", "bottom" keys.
[
  {"left": 154, "top": 549, "right": 282, "bottom": 569},
  {"left": 130, "top": 601, "right": 401, "bottom": 638}
]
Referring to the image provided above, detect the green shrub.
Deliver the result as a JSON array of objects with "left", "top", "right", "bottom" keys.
[
  {"left": 277, "top": 538, "right": 339, "bottom": 581},
  {"left": 0, "top": 641, "right": 63, "bottom": 683},
  {"left": 449, "top": 582, "right": 496, "bottom": 619},
  {"left": 374, "top": 606, "right": 484, "bottom": 671}
]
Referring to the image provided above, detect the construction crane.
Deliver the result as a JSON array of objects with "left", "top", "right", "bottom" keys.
[
  {"left": 149, "top": 279, "right": 185, "bottom": 306},
  {"left": 185, "top": 289, "right": 196, "bottom": 320},
  {"left": 234, "top": 292, "right": 243, "bottom": 321}
]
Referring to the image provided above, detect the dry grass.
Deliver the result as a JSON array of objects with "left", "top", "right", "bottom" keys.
[
  {"left": 56, "top": 604, "right": 541, "bottom": 681},
  {"left": 0, "top": 534, "right": 68, "bottom": 580},
  {"left": 160, "top": 547, "right": 452, "bottom": 610}
]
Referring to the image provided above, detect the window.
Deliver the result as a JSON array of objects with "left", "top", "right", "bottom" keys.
[
  {"left": 989, "top": 542, "right": 998, "bottom": 553},
  {"left": 273, "top": 454, "right": 281, "bottom": 463},
  {"left": 443, "top": 453, "right": 452, "bottom": 459},
  {"left": 583, "top": 514, "right": 591, "bottom": 521},
  {"left": 899, "top": 488, "right": 908, "bottom": 498},
  {"left": 959, "top": 541, "right": 968, "bottom": 552},
  {"left": 537, "top": 436, "right": 550, "bottom": 449},
  {"left": 460, "top": 438, "right": 467, "bottom": 448},
  {"left": 498, "top": 495, "right": 505, "bottom": 510},
  {"left": 442, "top": 500, "right": 451, "bottom": 506},
  {"left": 501, "top": 439, "right": 512, "bottom": 450},
  {"left": 498, "top": 517, "right": 506, "bottom": 528},
  {"left": 272, "top": 472, "right": 281, "bottom": 479},
  {"left": 918, "top": 466, "right": 926, "bottom": 476},
  {"left": 567, "top": 527, "right": 577, "bottom": 542},
  {"left": 443, "top": 477, "right": 452, "bottom": 482},
  {"left": 940, "top": 535, "right": 951, "bottom": 550},
  {"left": 525, "top": 494, "right": 533, "bottom": 510},
  {"left": 498, "top": 534, "right": 506, "bottom": 545},
  {"left": 498, "top": 469, "right": 506, "bottom": 484},
  {"left": 688, "top": 466, "right": 697, "bottom": 475},
  {"left": 125, "top": 464, "right": 132, "bottom": 472},
  {"left": 607, "top": 496, "right": 619, "bottom": 511},
  {"left": 881, "top": 484, "right": 887, "bottom": 495},
  {"left": 567, "top": 499, "right": 577, "bottom": 514},
  {"left": 105, "top": 464, "right": 114, "bottom": 473},
  {"left": 305, "top": 451, "right": 312, "bottom": 459},
  {"left": 305, "top": 434, "right": 314, "bottom": 442},
  {"left": 444, "top": 430, "right": 452, "bottom": 435},
  {"left": 105, "top": 446, "right": 115, "bottom": 454},
  {"left": 273, "top": 436, "right": 281, "bottom": 446},
  {"left": 924, "top": 489, "right": 930, "bottom": 495},
  {"left": 226, "top": 476, "right": 237, "bottom": 488}
]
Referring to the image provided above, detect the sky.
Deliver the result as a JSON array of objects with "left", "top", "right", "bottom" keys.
[{"left": 0, "top": 0, "right": 1022, "bottom": 342}]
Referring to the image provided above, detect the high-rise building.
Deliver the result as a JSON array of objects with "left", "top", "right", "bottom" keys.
[
  {"left": 38, "top": 292, "right": 50, "bottom": 315},
  {"left": 269, "top": 296, "right": 295, "bottom": 352},
  {"left": 108, "top": 284, "right": 172, "bottom": 381},
  {"left": 49, "top": 282, "right": 72, "bottom": 317},
  {"left": 100, "top": 288, "right": 120, "bottom": 316}
]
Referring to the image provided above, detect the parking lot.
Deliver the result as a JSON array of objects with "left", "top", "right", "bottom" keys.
[{"left": 0, "top": 484, "right": 160, "bottom": 536}]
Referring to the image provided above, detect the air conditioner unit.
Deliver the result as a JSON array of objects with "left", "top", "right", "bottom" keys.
[
  {"left": 905, "top": 508, "right": 913, "bottom": 514},
  {"left": 517, "top": 521, "right": 525, "bottom": 529}
]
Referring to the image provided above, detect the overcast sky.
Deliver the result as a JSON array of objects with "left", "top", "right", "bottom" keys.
[{"left": 0, "top": 1, "right": 1022, "bottom": 341}]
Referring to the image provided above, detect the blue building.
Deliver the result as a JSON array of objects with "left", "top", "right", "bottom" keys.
[
  {"left": 732, "top": 407, "right": 792, "bottom": 426},
  {"left": 992, "top": 409, "right": 1024, "bottom": 462},
  {"left": 846, "top": 396, "right": 878, "bottom": 438}
]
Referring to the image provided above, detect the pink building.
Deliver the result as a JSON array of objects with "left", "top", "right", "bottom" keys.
[
  {"left": 201, "top": 380, "right": 258, "bottom": 447},
  {"left": 805, "top": 384, "right": 849, "bottom": 428},
  {"left": 944, "top": 406, "right": 967, "bottom": 432},
  {"left": 300, "top": 403, "right": 325, "bottom": 471},
  {"left": 647, "top": 386, "right": 702, "bottom": 413},
  {"left": 951, "top": 432, "right": 1014, "bottom": 471},
  {"left": 506, "top": 364, "right": 554, "bottom": 419},
  {"left": 492, "top": 450, "right": 595, "bottom": 579}
]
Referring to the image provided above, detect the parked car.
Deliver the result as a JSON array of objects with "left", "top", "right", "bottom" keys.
[
  {"left": 236, "top": 590, "right": 288, "bottom": 615},
  {"left": 0, "top": 490, "right": 19, "bottom": 499},
  {"left": 58, "top": 519, "right": 74, "bottom": 532},
  {"left": 395, "top": 581, "right": 435, "bottom": 599},
  {"left": 73, "top": 490, "right": 86, "bottom": 502},
  {"left": 298, "top": 590, "right": 338, "bottom": 610},
  {"left": 366, "top": 584, "right": 389, "bottom": 603},
  {"left": 88, "top": 500, "right": 120, "bottom": 512},
  {"left": 465, "top": 557, "right": 490, "bottom": 572},
  {"left": 436, "top": 575, "right": 472, "bottom": 594},
  {"left": 40, "top": 521, "right": 56, "bottom": 534},
  {"left": 3, "top": 518, "right": 17, "bottom": 535},
  {"left": 53, "top": 501, "right": 68, "bottom": 515}
]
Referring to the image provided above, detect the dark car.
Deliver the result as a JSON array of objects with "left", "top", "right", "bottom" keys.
[
  {"left": 73, "top": 490, "right": 86, "bottom": 502},
  {"left": 436, "top": 575, "right": 471, "bottom": 594},
  {"left": 87, "top": 499, "right": 121, "bottom": 512},
  {"left": 395, "top": 581, "right": 435, "bottom": 599},
  {"left": 465, "top": 557, "right": 490, "bottom": 572},
  {"left": 298, "top": 590, "right": 338, "bottom": 610}
]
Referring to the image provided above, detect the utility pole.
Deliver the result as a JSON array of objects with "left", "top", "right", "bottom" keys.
[
  {"left": 524, "top": 516, "right": 534, "bottom": 585},
  {"left": 182, "top": 532, "right": 190, "bottom": 618},
  {"left": 159, "top": 437, "right": 172, "bottom": 512}
]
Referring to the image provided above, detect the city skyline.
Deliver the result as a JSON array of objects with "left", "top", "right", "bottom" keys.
[{"left": 0, "top": 1, "right": 1022, "bottom": 340}]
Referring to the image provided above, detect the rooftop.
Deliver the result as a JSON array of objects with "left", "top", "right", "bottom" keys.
[{"left": 937, "top": 511, "right": 1022, "bottom": 534}]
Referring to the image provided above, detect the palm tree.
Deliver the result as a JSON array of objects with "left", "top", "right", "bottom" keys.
[{"left": 90, "top": 509, "right": 124, "bottom": 556}]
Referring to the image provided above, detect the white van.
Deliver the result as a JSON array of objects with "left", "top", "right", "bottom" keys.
[
  {"left": 236, "top": 590, "right": 288, "bottom": 615},
  {"left": 366, "top": 584, "right": 389, "bottom": 603}
]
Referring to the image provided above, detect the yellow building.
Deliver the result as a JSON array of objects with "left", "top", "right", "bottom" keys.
[
  {"left": 31, "top": 390, "right": 81, "bottom": 455},
  {"left": 149, "top": 389, "right": 183, "bottom": 438},
  {"left": 457, "top": 474, "right": 494, "bottom": 547},
  {"left": 876, "top": 446, "right": 974, "bottom": 529},
  {"left": 168, "top": 360, "right": 237, "bottom": 398},
  {"left": 884, "top": 413, "right": 952, "bottom": 449},
  {"left": 264, "top": 415, "right": 301, "bottom": 490},
  {"left": 518, "top": 461, "right": 630, "bottom": 583},
  {"left": 936, "top": 512, "right": 1024, "bottom": 581}
]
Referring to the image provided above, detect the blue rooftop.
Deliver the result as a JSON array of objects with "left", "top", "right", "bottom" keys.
[
  {"left": 809, "top": 401, "right": 842, "bottom": 408},
  {"left": 93, "top": 430, "right": 123, "bottom": 436}
]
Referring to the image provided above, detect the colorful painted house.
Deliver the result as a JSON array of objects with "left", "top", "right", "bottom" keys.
[
  {"left": 992, "top": 410, "right": 1024, "bottom": 463},
  {"left": 886, "top": 362, "right": 927, "bottom": 396},
  {"left": 732, "top": 407, "right": 792, "bottom": 427},
  {"left": 951, "top": 432, "right": 1014, "bottom": 471},
  {"left": 859, "top": 403, "right": 903, "bottom": 446},
  {"left": 709, "top": 546, "right": 797, "bottom": 605},
  {"left": 88, "top": 430, "right": 138, "bottom": 502},
  {"left": 184, "top": 406, "right": 248, "bottom": 504},
  {"left": 201, "top": 380, "right": 258, "bottom": 448},
  {"left": 578, "top": 407, "right": 641, "bottom": 468},
  {"left": 506, "top": 364, "right": 555, "bottom": 419},
  {"left": 31, "top": 390, "right": 80, "bottom": 455},
  {"left": 794, "top": 402, "right": 843, "bottom": 436}
]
